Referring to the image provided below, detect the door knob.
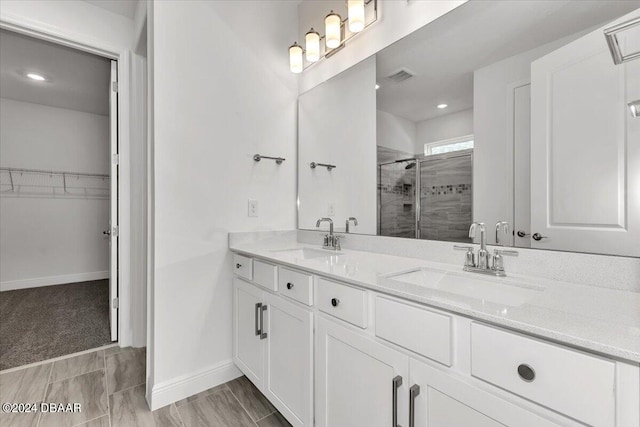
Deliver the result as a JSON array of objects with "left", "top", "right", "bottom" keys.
[
  {"left": 103, "top": 229, "right": 111, "bottom": 236},
  {"left": 516, "top": 230, "right": 530, "bottom": 238},
  {"left": 331, "top": 298, "right": 340, "bottom": 307},
  {"left": 532, "top": 233, "right": 548, "bottom": 241}
]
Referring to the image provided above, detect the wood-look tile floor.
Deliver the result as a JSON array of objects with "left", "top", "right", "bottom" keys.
[{"left": 0, "top": 346, "right": 291, "bottom": 427}]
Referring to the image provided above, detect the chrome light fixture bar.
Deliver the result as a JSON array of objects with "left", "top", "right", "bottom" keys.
[{"left": 288, "top": 0, "right": 377, "bottom": 73}]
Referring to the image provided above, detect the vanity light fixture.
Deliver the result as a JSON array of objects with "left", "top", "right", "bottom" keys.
[
  {"left": 289, "top": 42, "right": 303, "bottom": 74},
  {"left": 325, "top": 11, "right": 342, "bottom": 49},
  {"left": 288, "top": 0, "right": 377, "bottom": 73},
  {"left": 26, "top": 73, "right": 46, "bottom": 81},
  {"left": 629, "top": 100, "right": 640, "bottom": 118},
  {"left": 305, "top": 28, "right": 320, "bottom": 62},
  {"left": 348, "top": 0, "right": 365, "bottom": 33},
  {"left": 437, "top": 104, "right": 448, "bottom": 109}
]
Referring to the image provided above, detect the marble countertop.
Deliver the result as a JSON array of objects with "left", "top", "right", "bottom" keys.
[{"left": 229, "top": 237, "right": 640, "bottom": 363}]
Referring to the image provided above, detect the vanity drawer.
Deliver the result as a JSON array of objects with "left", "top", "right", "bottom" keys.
[
  {"left": 375, "top": 297, "right": 452, "bottom": 366},
  {"left": 317, "top": 278, "right": 368, "bottom": 328},
  {"left": 470, "top": 323, "right": 615, "bottom": 427},
  {"left": 233, "top": 254, "right": 253, "bottom": 280},
  {"left": 278, "top": 267, "right": 313, "bottom": 306},
  {"left": 253, "top": 260, "right": 278, "bottom": 291}
]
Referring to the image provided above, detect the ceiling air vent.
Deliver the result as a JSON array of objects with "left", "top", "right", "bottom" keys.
[{"left": 385, "top": 68, "right": 415, "bottom": 83}]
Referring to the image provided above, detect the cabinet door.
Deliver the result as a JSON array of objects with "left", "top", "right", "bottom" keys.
[
  {"left": 316, "top": 317, "right": 409, "bottom": 427},
  {"left": 530, "top": 9, "right": 640, "bottom": 256},
  {"left": 263, "top": 294, "right": 313, "bottom": 427},
  {"left": 232, "top": 278, "right": 264, "bottom": 386},
  {"left": 408, "top": 359, "right": 559, "bottom": 427}
]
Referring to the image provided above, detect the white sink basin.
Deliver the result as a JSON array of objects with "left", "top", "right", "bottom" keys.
[
  {"left": 271, "top": 247, "right": 343, "bottom": 260},
  {"left": 385, "top": 267, "right": 543, "bottom": 307}
]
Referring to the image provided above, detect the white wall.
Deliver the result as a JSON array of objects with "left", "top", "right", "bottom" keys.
[
  {"left": 298, "top": 0, "right": 467, "bottom": 93},
  {"left": 377, "top": 110, "right": 417, "bottom": 155},
  {"left": 473, "top": 35, "right": 582, "bottom": 244},
  {"left": 298, "top": 57, "right": 377, "bottom": 234},
  {"left": 0, "top": 0, "right": 133, "bottom": 51},
  {"left": 415, "top": 108, "right": 473, "bottom": 153},
  {"left": 0, "top": 98, "right": 109, "bottom": 290},
  {"left": 149, "top": 0, "right": 299, "bottom": 409}
]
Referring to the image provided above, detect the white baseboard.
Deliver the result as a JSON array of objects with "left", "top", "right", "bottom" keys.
[
  {"left": 0, "top": 271, "right": 109, "bottom": 292},
  {"left": 149, "top": 359, "right": 242, "bottom": 410}
]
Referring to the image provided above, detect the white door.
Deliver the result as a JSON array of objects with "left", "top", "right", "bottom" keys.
[
  {"left": 316, "top": 317, "right": 409, "bottom": 427},
  {"left": 109, "top": 60, "right": 118, "bottom": 341},
  {"left": 263, "top": 293, "right": 313, "bottom": 427},
  {"left": 513, "top": 84, "right": 531, "bottom": 248},
  {"left": 232, "top": 278, "right": 265, "bottom": 386},
  {"left": 408, "top": 359, "right": 559, "bottom": 427},
  {"left": 530, "top": 10, "right": 640, "bottom": 256}
]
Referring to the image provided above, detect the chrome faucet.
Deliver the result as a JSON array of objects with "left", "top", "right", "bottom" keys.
[
  {"left": 345, "top": 217, "right": 358, "bottom": 233},
  {"left": 454, "top": 221, "right": 518, "bottom": 277},
  {"left": 469, "top": 222, "right": 489, "bottom": 269},
  {"left": 316, "top": 217, "right": 341, "bottom": 250}
]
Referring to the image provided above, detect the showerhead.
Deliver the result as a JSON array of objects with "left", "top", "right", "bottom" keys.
[
  {"left": 405, "top": 162, "right": 416, "bottom": 170},
  {"left": 394, "top": 158, "right": 417, "bottom": 169}
]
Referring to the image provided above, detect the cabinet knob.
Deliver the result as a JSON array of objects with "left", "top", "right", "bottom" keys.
[
  {"left": 331, "top": 298, "right": 340, "bottom": 307},
  {"left": 286, "top": 282, "right": 294, "bottom": 290},
  {"left": 517, "top": 364, "right": 536, "bottom": 382},
  {"left": 236, "top": 263, "right": 242, "bottom": 269}
]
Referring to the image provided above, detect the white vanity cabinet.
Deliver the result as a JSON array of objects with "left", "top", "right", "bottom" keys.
[
  {"left": 232, "top": 276, "right": 313, "bottom": 427},
  {"left": 408, "top": 359, "right": 559, "bottom": 427},
  {"left": 232, "top": 254, "right": 640, "bottom": 427},
  {"left": 316, "top": 317, "right": 409, "bottom": 427}
]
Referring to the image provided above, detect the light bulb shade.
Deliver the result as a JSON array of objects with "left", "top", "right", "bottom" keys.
[
  {"left": 305, "top": 29, "right": 320, "bottom": 62},
  {"left": 348, "top": 0, "right": 365, "bottom": 33},
  {"left": 325, "top": 11, "right": 342, "bottom": 49},
  {"left": 289, "top": 42, "right": 303, "bottom": 73}
]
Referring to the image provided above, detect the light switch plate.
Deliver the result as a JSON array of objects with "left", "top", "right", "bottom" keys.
[{"left": 248, "top": 199, "right": 258, "bottom": 217}]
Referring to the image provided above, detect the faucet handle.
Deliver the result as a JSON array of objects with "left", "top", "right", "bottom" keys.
[{"left": 454, "top": 245, "right": 476, "bottom": 268}]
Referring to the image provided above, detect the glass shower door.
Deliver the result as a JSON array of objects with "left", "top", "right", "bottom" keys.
[
  {"left": 378, "top": 160, "right": 417, "bottom": 238},
  {"left": 418, "top": 151, "right": 473, "bottom": 243}
]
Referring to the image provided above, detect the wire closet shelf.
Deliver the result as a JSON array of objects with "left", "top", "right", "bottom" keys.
[{"left": 0, "top": 167, "right": 110, "bottom": 199}]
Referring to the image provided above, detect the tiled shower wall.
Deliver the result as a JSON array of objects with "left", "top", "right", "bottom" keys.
[{"left": 420, "top": 153, "right": 472, "bottom": 243}]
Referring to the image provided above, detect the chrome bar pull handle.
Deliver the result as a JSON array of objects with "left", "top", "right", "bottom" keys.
[
  {"left": 392, "top": 375, "right": 403, "bottom": 427},
  {"left": 409, "top": 384, "right": 420, "bottom": 427},
  {"left": 260, "top": 304, "right": 268, "bottom": 340},
  {"left": 255, "top": 303, "right": 262, "bottom": 336}
]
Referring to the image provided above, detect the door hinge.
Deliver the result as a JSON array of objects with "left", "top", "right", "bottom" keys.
[
  {"left": 112, "top": 297, "right": 119, "bottom": 309},
  {"left": 112, "top": 226, "right": 119, "bottom": 237},
  {"left": 112, "top": 81, "right": 118, "bottom": 92},
  {"left": 112, "top": 154, "right": 119, "bottom": 165}
]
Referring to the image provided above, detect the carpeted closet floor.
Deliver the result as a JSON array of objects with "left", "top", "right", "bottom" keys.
[{"left": 0, "top": 280, "right": 112, "bottom": 370}]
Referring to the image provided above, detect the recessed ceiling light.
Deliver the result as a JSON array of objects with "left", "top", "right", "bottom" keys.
[
  {"left": 437, "top": 104, "right": 448, "bottom": 109},
  {"left": 375, "top": 84, "right": 380, "bottom": 90},
  {"left": 26, "top": 73, "right": 46, "bottom": 81}
]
